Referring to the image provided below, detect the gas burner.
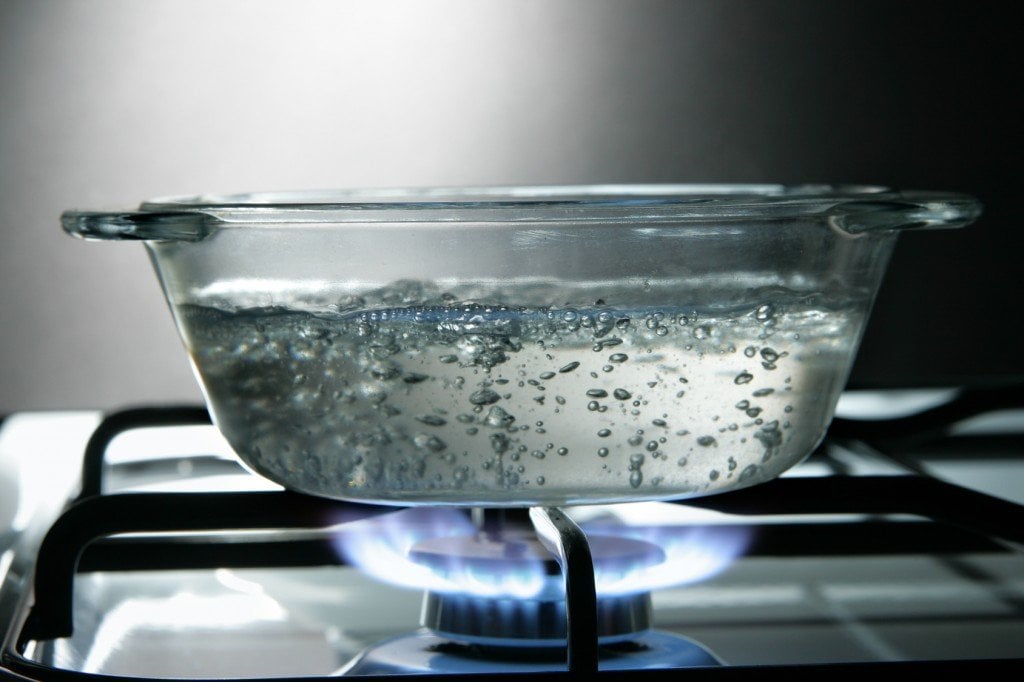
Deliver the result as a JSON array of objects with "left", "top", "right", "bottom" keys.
[
  {"left": 410, "top": 528, "right": 663, "bottom": 643},
  {"left": 340, "top": 511, "right": 721, "bottom": 675}
]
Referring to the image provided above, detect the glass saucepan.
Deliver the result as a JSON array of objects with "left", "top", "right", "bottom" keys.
[{"left": 63, "top": 185, "right": 980, "bottom": 506}]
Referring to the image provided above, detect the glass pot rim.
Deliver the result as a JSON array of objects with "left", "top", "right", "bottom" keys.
[{"left": 62, "top": 184, "right": 981, "bottom": 242}]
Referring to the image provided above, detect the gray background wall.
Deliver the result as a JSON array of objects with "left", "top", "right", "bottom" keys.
[{"left": 1, "top": 0, "right": 1019, "bottom": 412}]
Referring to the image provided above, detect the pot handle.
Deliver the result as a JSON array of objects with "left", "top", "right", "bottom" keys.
[
  {"left": 830, "top": 191, "right": 982, "bottom": 235},
  {"left": 62, "top": 210, "right": 213, "bottom": 242}
]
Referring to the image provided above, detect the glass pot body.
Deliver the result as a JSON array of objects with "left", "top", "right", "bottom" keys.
[{"left": 64, "top": 186, "right": 979, "bottom": 506}]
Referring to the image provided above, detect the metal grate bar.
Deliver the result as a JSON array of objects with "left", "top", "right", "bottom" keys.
[
  {"left": 78, "top": 406, "right": 211, "bottom": 500},
  {"left": 530, "top": 507, "right": 599, "bottom": 675}
]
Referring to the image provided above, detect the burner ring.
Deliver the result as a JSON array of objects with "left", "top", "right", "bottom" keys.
[{"left": 421, "top": 590, "right": 652, "bottom": 645}]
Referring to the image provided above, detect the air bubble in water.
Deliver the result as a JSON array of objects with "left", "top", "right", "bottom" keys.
[
  {"left": 586, "top": 389, "right": 609, "bottom": 398},
  {"left": 613, "top": 388, "right": 632, "bottom": 400},
  {"left": 359, "top": 384, "right": 388, "bottom": 404},
  {"left": 469, "top": 388, "right": 501, "bottom": 405},
  {"left": 559, "top": 361, "right": 580, "bottom": 373},
  {"left": 490, "top": 433, "right": 510, "bottom": 453},
  {"left": 755, "top": 303, "right": 774, "bottom": 322},
  {"left": 484, "top": 406, "right": 516, "bottom": 428},
  {"left": 413, "top": 435, "right": 447, "bottom": 452},
  {"left": 755, "top": 423, "right": 783, "bottom": 449},
  {"left": 628, "top": 453, "right": 645, "bottom": 488},
  {"left": 734, "top": 372, "right": 754, "bottom": 385}
]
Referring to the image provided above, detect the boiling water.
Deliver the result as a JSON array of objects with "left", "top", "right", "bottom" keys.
[{"left": 180, "top": 285, "right": 863, "bottom": 505}]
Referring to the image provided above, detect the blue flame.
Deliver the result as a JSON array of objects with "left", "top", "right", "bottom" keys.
[
  {"left": 580, "top": 501, "right": 753, "bottom": 595},
  {"left": 331, "top": 504, "right": 751, "bottom": 599},
  {"left": 586, "top": 524, "right": 751, "bottom": 595},
  {"left": 331, "top": 508, "right": 547, "bottom": 598}
]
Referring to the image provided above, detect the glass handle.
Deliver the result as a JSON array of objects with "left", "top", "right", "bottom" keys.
[
  {"left": 830, "top": 191, "right": 982, "bottom": 235},
  {"left": 61, "top": 210, "right": 212, "bottom": 241}
]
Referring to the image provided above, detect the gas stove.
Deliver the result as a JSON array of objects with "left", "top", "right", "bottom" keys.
[{"left": 1, "top": 390, "right": 1023, "bottom": 679}]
